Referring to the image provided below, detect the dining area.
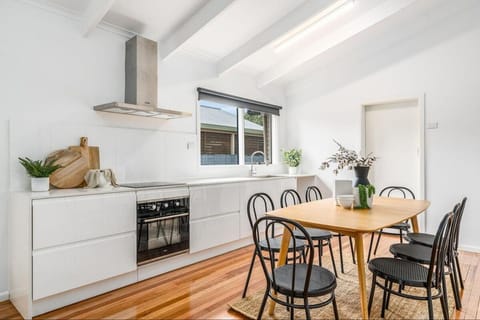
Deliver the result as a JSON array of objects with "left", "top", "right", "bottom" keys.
[
  {"left": 231, "top": 141, "right": 468, "bottom": 320},
  {"left": 231, "top": 187, "right": 467, "bottom": 320}
]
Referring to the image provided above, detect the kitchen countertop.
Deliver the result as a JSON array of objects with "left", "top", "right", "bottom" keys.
[
  {"left": 13, "top": 174, "right": 317, "bottom": 199},
  {"left": 13, "top": 186, "right": 135, "bottom": 200}
]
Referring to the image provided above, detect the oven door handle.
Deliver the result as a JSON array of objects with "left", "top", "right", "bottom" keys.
[{"left": 142, "top": 212, "right": 189, "bottom": 223}]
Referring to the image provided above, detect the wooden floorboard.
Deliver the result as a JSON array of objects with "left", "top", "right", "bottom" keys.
[{"left": 0, "top": 234, "right": 478, "bottom": 319}]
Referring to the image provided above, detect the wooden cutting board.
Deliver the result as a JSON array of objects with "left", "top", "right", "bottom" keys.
[
  {"left": 47, "top": 149, "right": 89, "bottom": 189},
  {"left": 47, "top": 137, "right": 100, "bottom": 189},
  {"left": 68, "top": 137, "right": 100, "bottom": 169}
]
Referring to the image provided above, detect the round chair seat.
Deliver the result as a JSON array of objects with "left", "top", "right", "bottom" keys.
[
  {"left": 406, "top": 232, "right": 434, "bottom": 247},
  {"left": 390, "top": 222, "right": 411, "bottom": 230},
  {"left": 274, "top": 264, "right": 337, "bottom": 298},
  {"left": 259, "top": 237, "right": 305, "bottom": 252},
  {"left": 293, "top": 227, "right": 332, "bottom": 240},
  {"left": 368, "top": 257, "right": 429, "bottom": 287},
  {"left": 389, "top": 243, "right": 432, "bottom": 264}
]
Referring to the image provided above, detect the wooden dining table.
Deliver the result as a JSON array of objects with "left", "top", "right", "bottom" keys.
[{"left": 266, "top": 196, "right": 430, "bottom": 320}]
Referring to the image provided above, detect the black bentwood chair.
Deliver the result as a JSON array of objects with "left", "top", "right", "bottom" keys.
[
  {"left": 254, "top": 216, "right": 339, "bottom": 320},
  {"left": 367, "top": 186, "right": 416, "bottom": 262},
  {"left": 368, "top": 212, "right": 454, "bottom": 319},
  {"left": 305, "top": 185, "right": 357, "bottom": 273},
  {"left": 391, "top": 198, "right": 468, "bottom": 310},
  {"left": 406, "top": 197, "right": 467, "bottom": 291},
  {"left": 281, "top": 189, "right": 338, "bottom": 277},
  {"left": 242, "top": 192, "right": 306, "bottom": 298}
]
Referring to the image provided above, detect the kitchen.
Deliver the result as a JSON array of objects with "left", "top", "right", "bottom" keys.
[{"left": 2, "top": 0, "right": 480, "bottom": 319}]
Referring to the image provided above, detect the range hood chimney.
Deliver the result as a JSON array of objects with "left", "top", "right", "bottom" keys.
[{"left": 94, "top": 36, "right": 191, "bottom": 119}]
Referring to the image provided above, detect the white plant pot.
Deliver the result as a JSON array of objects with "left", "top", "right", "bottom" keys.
[
  {"left": 31, "top": 177, "right": 50, "bottom": 192},
  {"left": 288, "top": 166, "right": 298, "bottom": 175}
]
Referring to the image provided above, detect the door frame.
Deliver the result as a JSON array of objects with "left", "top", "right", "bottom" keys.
[{"left": 360, "top": 94, "right": 426, "bottom": 228}]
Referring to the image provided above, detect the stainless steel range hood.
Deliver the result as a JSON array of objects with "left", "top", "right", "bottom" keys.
[{"left": 94, "top": 36, "right": 191, "bottom": 119}]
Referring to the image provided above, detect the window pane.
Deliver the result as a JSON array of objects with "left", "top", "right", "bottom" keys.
[
  {"left": 200, "top": 102, "right": 239, "bottom": 165},
  {"left": 244, "top": 110, "right": 272, "bottom": 164}
]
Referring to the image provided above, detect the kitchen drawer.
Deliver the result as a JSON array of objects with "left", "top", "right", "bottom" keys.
[
  {"left": 33, "top": 232, "right": 136, "bottom": 300},
  {"left": 190, "top": 184, "right": 240, "bottom": 220},
  {"left": 33, "top": 192, "right": 136, "bottom": 250},
  {"left": 190, "top": 212, "right": 240, "bottom": 253}
]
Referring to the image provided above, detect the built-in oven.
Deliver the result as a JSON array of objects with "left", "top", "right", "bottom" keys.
[{"left": 133, "top": 185, "right": 190, "bottom": 265}]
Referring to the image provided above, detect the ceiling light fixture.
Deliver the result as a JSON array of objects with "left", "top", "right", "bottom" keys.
[{"left": 274, "top": 0, "right": 355, "bottom": 53}]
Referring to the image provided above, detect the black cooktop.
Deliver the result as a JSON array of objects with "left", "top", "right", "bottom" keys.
[{"left": 119, "top": 181, "right": 186, "bottom": 189}]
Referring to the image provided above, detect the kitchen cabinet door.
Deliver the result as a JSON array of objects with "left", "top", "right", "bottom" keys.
[
  {"left": 189, "top": 184, "right": 240, "bottom": 220},
  {"left": 239, "top": 178, "right": 297, "bottom": 239},
  {"left": 33, "top": 232, "right": 136, "bottom": 300},
  {"left": 189, "top": 212, "right": 240, "bottom": 253},
  {"left": 33, "top": 192, "right": 136, "bottom": 250}
]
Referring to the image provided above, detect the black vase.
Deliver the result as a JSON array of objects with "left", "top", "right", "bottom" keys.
[{"left": 353, "top": 166, "right": 370, "bottom": 187}]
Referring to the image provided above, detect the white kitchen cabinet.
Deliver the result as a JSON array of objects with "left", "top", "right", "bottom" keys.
[
  {"left": 239, "top": 178, "right": 297, "bottom": 239},
  {"left": 33, "top": 192, "right": 136, "bottom": 250},
  {"left": 189, "top": 212, "right": 240, "bottom": 253},
  {"left": 189, "top": 183, "right": 240, "bottom": 220},
  {"left": 33, "top": 232, "right": 136, "bottom": 300},
  {"left": 9, "top": 190, "right": 138, "bottom": 319},
  {"left": 189, "top": 183, "right": 241, "bottom": 253}
]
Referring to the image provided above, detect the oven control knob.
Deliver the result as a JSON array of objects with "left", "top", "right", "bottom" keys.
[
  {"left": 163, "top": 203, "right": 169, "bottom": 209},
  {"left": 175, "top": 201, "right": 180, "bottom": 207}
]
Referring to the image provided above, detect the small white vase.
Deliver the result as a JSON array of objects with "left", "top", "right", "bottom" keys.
[
  {"left": 288, "top": 166, "right": 298, "bottom": 175},
  {"left": 31, "top": 177, "right": 50, "bottom": 192}
]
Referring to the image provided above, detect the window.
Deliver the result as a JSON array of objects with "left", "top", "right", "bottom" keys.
[
  {"left": 200, "top": 103, "right": 239, "bottom": 165},
  {"left": 244, "top": 109, "right": 272, "bottom": 164},
  {"left": 198, "top": 88, "right": 281, "bottom": 166}
]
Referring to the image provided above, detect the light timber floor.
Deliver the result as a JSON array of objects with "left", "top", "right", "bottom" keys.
[{"left": 1, "top": 234, "right": 479, "bottom": 319}]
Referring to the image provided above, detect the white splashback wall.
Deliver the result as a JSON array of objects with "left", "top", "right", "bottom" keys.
[
  {"left": 285, "top": 6, "right": 480, "bottom": 251},
  {"left": 0, "top": 0, "right": 286, "bottom": 297}
]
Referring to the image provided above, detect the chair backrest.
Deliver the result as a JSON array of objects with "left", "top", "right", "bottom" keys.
[
  {"left": 305, "top": 186, "right": 323, "bottom": 202},
  {"left": 247, "top": 193, "right": 275, "bottom": 237},
  {"left": 379, "top": 186, "right": 416, "bottom": 199},
  {"left": 253, "top": 216, "right": 315, "bottom": 294},
  {"left": 427, "top": 212, "right": 454, "bottom": 289},
  {"left": 280, "top": 189, "right": 302, "bottom": 208},
  {"left": 452, "top": 197, "right": 467, "bottom": 251}
]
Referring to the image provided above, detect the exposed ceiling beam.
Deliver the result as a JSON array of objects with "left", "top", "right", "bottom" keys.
[
  {"left": 216, "top": 0, "right": 335, "bottom": 76},
  {"left": 159, "top": 0, "right": 235, "bottom": 60},
  {"left": 256, "top": 0, "right": 417, "bottom": 87},
  {"left": 81, "top": 0, "right": 115, "bottom": 37}
]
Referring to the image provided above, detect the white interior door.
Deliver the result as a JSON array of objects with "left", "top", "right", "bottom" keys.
[{"left": 364, "top": 100, "right": 423, "bottom": 229}]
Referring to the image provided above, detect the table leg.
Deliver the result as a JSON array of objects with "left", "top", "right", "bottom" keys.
[
  {"left": 411, "top": 215, "right": 420, "bottom": 233},
  {"left": 354, "top": 233, "right": 369, "bottom": 320},
  {"left": 268, "top": 226, "right": 292, "bottom": 315}
]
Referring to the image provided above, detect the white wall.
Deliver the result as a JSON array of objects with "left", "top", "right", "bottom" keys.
[
  {"left": 285, "top": 5, "right": 480, "bottom": 251},
  {"left": 0, "top": 0, "right": 286, "bottom": 297}
]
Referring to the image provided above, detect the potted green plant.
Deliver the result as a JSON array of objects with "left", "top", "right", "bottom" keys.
[
  {"left": 282, "top": 149, "right": 302, "bottom": 175},
  {"left": 320, "top": 140, "right": 377, "bottom": 208},
  {"left": 18, "top": 157, "right": 61, "bottom": 192}
]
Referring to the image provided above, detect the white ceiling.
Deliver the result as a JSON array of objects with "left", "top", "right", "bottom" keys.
[{"left": 30, "top": 0, "right": 480, "bottom": 89}]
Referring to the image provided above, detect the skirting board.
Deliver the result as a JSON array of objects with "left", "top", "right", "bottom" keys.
[
  {"left": 459, "top": 245, "right": 480, "bottom": 253},
  {"left": 0, "top": 291, "right": 9, "bottom": 302}
]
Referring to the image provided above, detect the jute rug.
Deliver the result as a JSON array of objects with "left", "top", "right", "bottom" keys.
[{"left": 229, "top": 258, "right": 455, "bottom": 319}]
